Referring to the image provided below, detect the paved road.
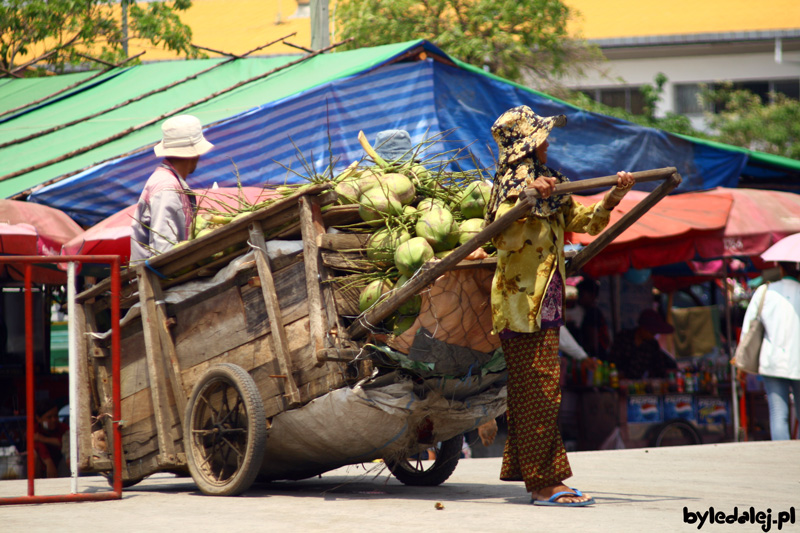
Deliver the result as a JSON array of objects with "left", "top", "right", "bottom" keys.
[{"left": 1, "top": 441, "right": 798, "bottom": 533}]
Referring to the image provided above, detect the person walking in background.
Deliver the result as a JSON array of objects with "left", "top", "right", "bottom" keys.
[
  {"left": 131, "top": 115, "right": 214, "bottom": 262},
  {"left": 740, "top": 261, "right": 800, "bottom": 440},
  {"left": 485, "top": 105, "right": 634, "bottom": 506}
]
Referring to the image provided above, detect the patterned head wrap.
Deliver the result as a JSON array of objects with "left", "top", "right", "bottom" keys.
[{"left": 485, "top": 106, "right": 570, "bottom": 224}]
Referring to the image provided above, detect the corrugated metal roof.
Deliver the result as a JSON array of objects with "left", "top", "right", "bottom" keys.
[{"left": 591, "top": 29, "right": 800, "bottom": 49}]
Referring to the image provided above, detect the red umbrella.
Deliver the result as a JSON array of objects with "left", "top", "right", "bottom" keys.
[
  {"left": 62, "top": 187, "right": 281, "bottom": 264},
  {"left": 568, "top": 187, "right": 800, "bottom": 277},
  {"left": 568, "top": 190, "right": 733, "bottom": 276}
]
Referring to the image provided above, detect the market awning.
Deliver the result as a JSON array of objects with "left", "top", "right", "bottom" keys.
[
  {"left": 568, "top": 190, "right": 734, "bottom": 276},
  {"left": 569, "top": 187, "right": 800, "bottom": 277}
]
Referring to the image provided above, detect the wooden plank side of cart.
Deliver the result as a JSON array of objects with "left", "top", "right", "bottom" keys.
[{"left": 75, "top": 184, "right": 352, "bottom": 481}]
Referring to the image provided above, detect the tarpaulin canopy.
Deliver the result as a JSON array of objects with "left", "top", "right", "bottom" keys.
[
  {"left": 572, "top": 187, "right": 800, "bottom": 277},
  {"left": 1, "top": 40, "right": 797, "bottom": 226}
]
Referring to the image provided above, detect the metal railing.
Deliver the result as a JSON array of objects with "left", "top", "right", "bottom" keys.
[{"left": 0, "top": 255, "right": 123, "bottom": 505}]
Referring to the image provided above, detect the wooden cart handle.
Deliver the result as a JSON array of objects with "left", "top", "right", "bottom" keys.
[{"left": 345, "top": 167, "right": 679, "bottom": 340}]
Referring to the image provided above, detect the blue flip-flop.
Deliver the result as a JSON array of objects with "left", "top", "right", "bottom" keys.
[{"left": 532, "top": 487, "right": 595, "bottom": 507}]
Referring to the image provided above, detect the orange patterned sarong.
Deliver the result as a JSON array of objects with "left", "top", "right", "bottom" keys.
[{"left": 499, "top": 328, "right": 572, "bottom": 492}]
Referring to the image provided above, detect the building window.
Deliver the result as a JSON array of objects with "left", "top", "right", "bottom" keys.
[
  {"left": 581, "top": 87, "right": 646, "bottom": 115},
  {"left": 675, "top": 84, "right": 708, "bottom": 115},
  {"left": 675, "top": 78, "right": 800, "bottom": 114}
]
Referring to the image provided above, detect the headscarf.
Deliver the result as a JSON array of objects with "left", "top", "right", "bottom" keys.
[{"left": 484, "top": 106, "right": 571, "bottom": 224}]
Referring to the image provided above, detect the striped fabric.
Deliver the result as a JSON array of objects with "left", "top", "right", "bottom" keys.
[{"left": 31, "top": 61, "right": 440, "bottom": 226}]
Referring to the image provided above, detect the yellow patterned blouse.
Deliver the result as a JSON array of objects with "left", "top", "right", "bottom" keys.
[{"left": 491, "top": 197, "right": 612, "bottom": 334}]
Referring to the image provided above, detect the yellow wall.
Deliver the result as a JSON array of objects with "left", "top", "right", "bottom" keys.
[
  {"left": 14, "top": 0, "right": 800, "bottom": 65},
  {"left": 128, "top": 0, "right": 313, "bottom": 60},
  {"left": 566, "top": 0, "right": 800, "bottom": 39}
]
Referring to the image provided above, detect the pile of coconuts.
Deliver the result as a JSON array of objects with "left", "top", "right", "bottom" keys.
[{"left": 337, "top": 131, "right": 493, "bottom": 336}]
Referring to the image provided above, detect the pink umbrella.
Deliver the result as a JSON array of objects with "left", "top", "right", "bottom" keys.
[
  {"left": 0, "top": 199, "right": 83, "bottom": 255},
  {"left": 760, "top": 232, "right": 800, "bottom": 263},
  {"left": 0, "top": 199, "right": 84, "bottom": 283},
  {"left": 695, "top": 187, "right": 800, "bottom": 259},
  {"left": 62, "top": 187, "right": 281, "bottom": 264}
]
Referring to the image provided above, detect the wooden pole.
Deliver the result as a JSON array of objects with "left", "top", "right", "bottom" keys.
[
  {"left": 74, "top": 52, "right": 119, "bottom": 68},
  {"left": 345, "top": 167, "right": 678, "bottom": 340},
  {"left": 0, "top": 52, "right": 145, "bottom": 120},
  {"left": 310, "top": 0, "right": 331, "bottom": 50}
]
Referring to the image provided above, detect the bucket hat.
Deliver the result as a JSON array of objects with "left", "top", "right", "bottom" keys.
[
  {"left": 374, "top": 129, "right": 413, "bottom": 162},
  {"left": 484, "top": 106, "right": 569, "bottom": 223},
  {"left": 491, "top": 105, "right": 566, "bottom": 167},
  {"left": 154, "top": 115, "right": 214, "bottom": 158}
]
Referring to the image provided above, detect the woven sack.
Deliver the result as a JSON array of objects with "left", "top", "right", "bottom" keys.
[{"left": 732, "top": 285, "right": 768, "bottom": 374}]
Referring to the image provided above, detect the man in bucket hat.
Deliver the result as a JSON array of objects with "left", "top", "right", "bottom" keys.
[
  {"left": 373, "top": 129, "right": 415, "bottom": 163},
  {"left": 131, "top": 115, "right": 214, "bottom": 262},
  {"left": 486, "top": 105, "right": 634, "bottom": 507}
]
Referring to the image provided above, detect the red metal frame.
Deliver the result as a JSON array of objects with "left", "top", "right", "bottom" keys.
[{"left": 0, "top": 255, "right": 123, "bottom": 505}]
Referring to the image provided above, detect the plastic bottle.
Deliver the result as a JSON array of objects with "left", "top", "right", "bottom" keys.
[
  {"left": 609, "top": 363, "right": 619, "bottom": 389},
  {"left": 593, "top": 361, "right": 604, "bottom": 387},
  {"left": 685, "top": 372, "right": 695, "bottom": 394},
  {"left": 676, "top": 371, "right": 685, "bottom": 393}
]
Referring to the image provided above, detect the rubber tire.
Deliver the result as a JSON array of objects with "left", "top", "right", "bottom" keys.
[
  {"left": 385, "top": 435, "right": 462, "bottom": 486},
  {"left": 184, "top": 363, "right": 267, "bottom": 496},
  {"left": 102, "top": 472, "right": 144, "bottom": 489},
  {"left": 651, "top": 419, "right": 702, "bottom": 447}
]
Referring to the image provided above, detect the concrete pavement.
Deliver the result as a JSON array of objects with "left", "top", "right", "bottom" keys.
[{"left": 1, "top": 440, "right": 798, "bottom": 533}]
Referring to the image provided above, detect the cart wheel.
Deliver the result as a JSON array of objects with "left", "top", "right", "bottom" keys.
[
  {"left": 651, "top": 419, "right": 702, "bottom": 447},
  {"left": 184, "top": 363, "right": 267, "bottom": 496},
  {"left": 385, "top": 435, "right": 462, "bottom": 486}
]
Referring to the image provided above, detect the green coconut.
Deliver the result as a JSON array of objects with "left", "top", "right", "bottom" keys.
[
  {"left": 459, "top": 181, "right": 492, "bottom": 219},
  {"left": 367, "top": 227, "right": 411, "bottom": 265},
  {"left": 409, "top": 164, "right": 430, "bottom": 181},
  {"left": 392, "top": 314, "right": 417, "bottom": 336},
  {"left": 415, "top": 197, "right": 448, "bottom": 213},
  {"left": 395, "top": 237, "right": 435, "bottom": 277},
  {"left": 458, "top": 218, "right": 485, "bottom": 245},
  {"left": 415, "top": 208, "right": 459, "bottom": 252},
  {"left": 358, "top": 278, "right": 393, "bottom": 313},
  {"left": 394, "top": 275, "right": 422, "bottom": 315},
  {"left": 356, "top": 172, "right": 382, "bottom": 193},
  {"left": 358, "top": 187, "right": 403, "bottom": 226},
  {"left": 334, "top": 177, "right": 362, "bottom": 204},
  {"left": 380, "top": 173, "right": 416, "bottom": 205}
]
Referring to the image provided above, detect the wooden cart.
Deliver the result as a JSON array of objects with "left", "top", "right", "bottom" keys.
[
  {"left": 73, "top": 184, "right": 505, "bottom": 495},
  {"left": 73, "top": 168, "right": 680, "bottom": 496}
]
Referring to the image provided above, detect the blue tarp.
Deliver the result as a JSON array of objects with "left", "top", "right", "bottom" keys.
[{"left": 24, "top": 40, "right": 793, "bottom": 226}]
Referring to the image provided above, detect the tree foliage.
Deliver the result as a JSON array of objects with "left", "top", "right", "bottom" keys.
[
  {"left": 700, "top": 84, "right": 800, "bottom": 160},
  {"left": 0, "top": 0, "right": 198, "bottom": 74},
  {"left": 334, "top": 0, "right": 604, "bottom": 86}
]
